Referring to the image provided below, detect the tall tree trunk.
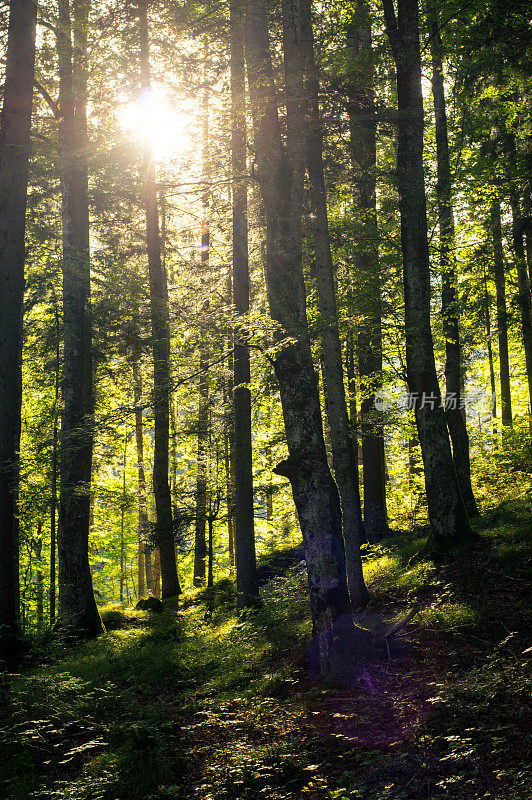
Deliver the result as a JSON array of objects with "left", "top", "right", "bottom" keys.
[
  {"left": 57, "top": 0, "right": 102, "bottom": 635},
  {"left": 120, "top": 429, "right": 127, "bottom": 603},
  {"left": 381, "top": 0, "right": 473, "bottom": 552},
  {"left": 194, "top": 345, "right": 208, "bottom": 587},
  {"left": 346, "top": 0, "right": 388, "bottom": 542},
  {"left": 133, "top": 361, "right": 153, "bottom": 595},
  {"left": 427, "top": 0, "right": 478, "bottom": 516},
  {"left": 35, "top": 521, "right": 43, "bottom": 629},
  {"left": 138, "top": 0, "right": 180, "bottom": 597},
  {"left": 509, "top": 191, "right": 532, "bottom": 412},
  {"left": 490, "top": 199, "right": 513, "bottom": 428},
  {"left": 231, "top": 0, "right": 258, "bottom": 610},
  {"left": 244, "top": 0, "right": 372, "bottom": 680},
  {"left": 50, "top": 300, "right": 60, "bottom": 622},
  {"left": 0, "top": 0, "right": 37, "bottom": 657},
  {"left": 484, "top": 264, "right": 498, "bottom": 437},
  {"left": 296, "top": 0, "right": 369, "bottom": 606}
]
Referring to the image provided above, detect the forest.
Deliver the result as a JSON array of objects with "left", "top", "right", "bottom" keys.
[{"left": 0, "top": 0, "right": 530, "bottom": 797}]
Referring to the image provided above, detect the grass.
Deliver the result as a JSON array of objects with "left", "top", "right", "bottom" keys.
[{"left": 0, "top": 496, "right": 530, "bottom": 800}]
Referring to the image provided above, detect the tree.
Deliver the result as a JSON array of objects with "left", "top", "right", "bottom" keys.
[
  {"left": 381, "top": 0, "right": 473, "bottom": 551},
  {"left": 244, "top": 0, "right": 371, "bottom": 679},
  {"left": 0, "top": 0, "right": 38, "bottom": 656},
  {"left": 297, "top": 0, "right": 369, "bottom": 606},
  {"left": 138, "top": 0, "right": 180, "bottom": 597},
  {"left": 231, "top": 0, "right": 258, "bottom": 609},
  {"left": 427, "top": 0, "right": 478, "bottom": 516},
  {"left": 345, "top": 0, "right": 389, "bottom": 541},
  {"left": 490, "top": 198, "right": 513, "bottom": 428},
  {"left": 56, "top": 0, "right": 103, "bottom": 635}
]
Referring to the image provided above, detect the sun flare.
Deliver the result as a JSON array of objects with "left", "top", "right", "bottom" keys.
[{"left": 118, "top": 88, "right": 193, "bottom": 164}]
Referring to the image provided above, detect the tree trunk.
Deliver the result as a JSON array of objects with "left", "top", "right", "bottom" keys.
[
  {"left": 120, "top": 430, "right": 127, "bottom": 604},
  {"left": 244, "top": 0, "right": 371, "bottom": 680},
  {"left": 296, "top": 0, "right": 369, "bottom": 606},
  {"left": 509, "top": 191, "right": 532, "bottom": 412},
  {"left": 193, "top": 345, "right": 208, "bottom": 587},
  {"left": 484, "top": 264, "right": 498, "bottom": 437},
  {"left": 207, "top": 508, "right": 214, "bottom": 589},
  {"left": 50, "top": 300, "right": 60, "bottom": 622},
  {"left": 35, "top": 521, "right": 43, "bottom": 629},
  {"left": 56, "top": 0, "right": 102, "bottom": 635},
  {"left": 138, "top": 0, "right": 180, "bottom": 597},
  {"left": 346, "top": 1, "right": 388, "bottom": 542},
  {"left": 0, "top": 0, "right": 37, "bottom": 657},
  {"left": 427, "top": 0, "right": 478, "bottom": 516},
  {"left": 231, "top": 0, "right": 258, "bottom": 610},
  {"left": 133, "top": 361, "right": 153, "bottom": 595},
  {"left": 381, "top": 0, "right": 473, "bottom": 552},
  {"left": 490, "top": 199, "right": 513, "bottom": 428}
]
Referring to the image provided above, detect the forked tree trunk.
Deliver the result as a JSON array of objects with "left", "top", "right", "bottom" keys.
[
  {"left": 346, "top": 0, "right": 388, "bottom": 542},
  {"left": 138, "top": 0, "right": 180, "bottom": 597},
  {"left": 244, "top": 0, "right": 371, "bottom": 680},
  {"left": 0, "top": 0, "right": 37, "bottom": 656},
  {"left": 57, "top": 0, "right": 103, "bottom": 635},
  {"left": 381, "top": 0, "right": 473, "bottom": 552},
  {"left": 490, "top": 199, "right": 513, "bottom": 428},
  {"left": 293, "top": 0, "right": 369, "bottom": 606},
  {"left": 231, "top": 0, "right": 258, "bottom": 609},
  {"left": 427, "top": 0, "right": 478, "bottom": 516}
]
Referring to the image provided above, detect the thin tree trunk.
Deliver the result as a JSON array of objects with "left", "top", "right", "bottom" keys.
[
  {"left": 244, "top": 0, "right": 372, "bottom": 680},
  {"left": 223, "top": 376, "right": 236, "bottom": 570},
  {"left": 427, "top": 0, "right": 478, "bottom": 515},
  {"left": 509, "top": 191, "right": 532, "bottom": 412},
  {"left": 133, "top": 361, "right": 152, "bottom": 595},
  {"left": 50, "top": 298, "right": 60, "bottom": 623},
  {"left": 194, "top": 346, "right": 208, "bottom": 586},
  {"left": 484, "top": 264, "right": 498, "bottom": 437},
  {"left": 56, "top": 0, "right": 102, "bottom": 635},
  {"left": 0, "top": 0, "right": 37, "bottom": 656},
  {"left": 345, "top": 1, "right": 388, "bottom": 542},
  {"left": 381, "top": 0, "right": 473, "bottom": 552},
  {"left": 207, "top": 507, "right": 214, "bottom": 589},
  {"left": 35, "top": 521, "right": 43, "bottom": 629},
  {"left": 296, "top": 0, "right": 369, "bottom": 606},
  {"left": 231, "top": 0, "right": 258, "bottom": 609},
  {"left": 490, "top": 199, "right": 513, "bottom": 427},
  {"left": 120, "top": 429, "right": 127, "bottom": 603},
  {"left": 138, "top": 0, "right": 180, "bottom": 597}
]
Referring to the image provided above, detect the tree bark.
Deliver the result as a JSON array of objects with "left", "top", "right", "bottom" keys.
[
  {"left": 0, "top": 0, "right": 37, "bottom": 657},
  {"left": 509, "top": 191, "right": 532, "bottom": 412},
  {"left": 56, "top": 0, "right": 103, "bottom": 635},
  {"left": 490, "top": 199, "right": 513, "bottom": 428},
  {"left": 244, "top": 0, "right": 371, "bottom": 680},
  {"left": 138, "top": 0, "right": 180, "bottom": 597},
  {"left": 484, "top": 263, "right": 498, "bottom": 437},
  {"left": 296, "top": 0, "right": 369, "bottom": 606},
  {"left": 193, "top": 343, "right": 208, "bottom": 586},
  {"left": 381, "top": 0, "right": 473, "bottom": 551},
  {"left": 133, "top": 361, "right": 153, "bottom": 595},
  {"left": 346, "top": 1, "right": 389, "bottom": 542},
  {"left": 427, "top": 0, "right": 478, "bottom": 516},
  {"left": 231, "top": 0, "right": 258, "bottom": 610}
]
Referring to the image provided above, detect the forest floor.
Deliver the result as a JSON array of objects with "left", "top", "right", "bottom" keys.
[{"left": 1, "top": 496, "right": 531, "bottom": 800}]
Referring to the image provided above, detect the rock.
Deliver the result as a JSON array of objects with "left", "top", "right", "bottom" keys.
[{"left": 135, "top": 596, "right": 164, "bottom": 612}]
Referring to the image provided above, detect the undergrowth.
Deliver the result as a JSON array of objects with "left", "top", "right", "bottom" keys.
[{"left": 0, "top": 498, "right": 530, "bottom": 800}]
